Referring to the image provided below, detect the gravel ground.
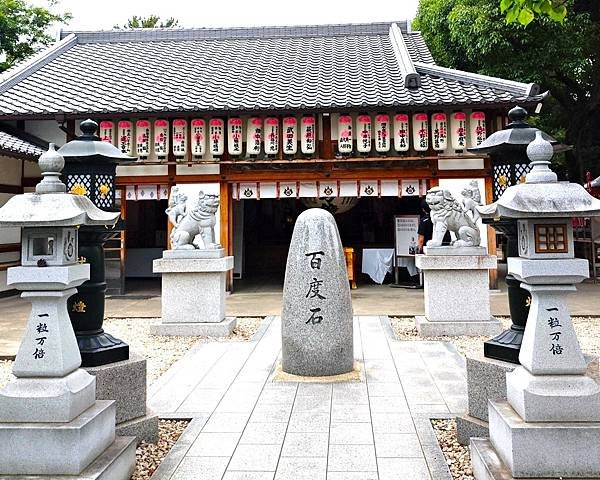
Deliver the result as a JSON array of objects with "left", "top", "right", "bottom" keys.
[
  {"left": 432, "top": 419, "right": 474, "bottom": 480},
  {"left": 391, "top": 316, "right": 600, "bottom": 358},
  {"left": 133, "top": 419, "right": 188, "bottom": 480}
]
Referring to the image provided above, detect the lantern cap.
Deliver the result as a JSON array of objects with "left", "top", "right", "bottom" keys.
[
  {"left": 478, "top": 133, "right": 600, "bottom": 219},
  {"left": 57, "top": 119, "right": 137, "bottom": 163},
  {"left": 35, "top": 143, "right": 66, "bottom": 194}
]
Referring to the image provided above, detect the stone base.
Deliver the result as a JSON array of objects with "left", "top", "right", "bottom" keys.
[
  {"left": 85, "top": 353, "right": 159, "bottom": 443},
  {"left": 415, "top": 316, "right": 502, "bottom": 337},
  {"left": 489, "top": 400, "right": 600, "bottom": 478},
  {"left": 150, "top": 316, "right": 237, "bottom": 337},
  {"left": 456, "top": 414, "right": 489, "bottom": 445},
  {"left": 163, "top": 248, "right": 225, "bottom": 259},
  {"left": 0, "top": 400, "right": 115, "bottom": 475},
  {"left": 1, "top": 436, "right": 137, "bottom": 480},
  {"left": 0, "top": 368, "right": 95, "bottom": 423}
]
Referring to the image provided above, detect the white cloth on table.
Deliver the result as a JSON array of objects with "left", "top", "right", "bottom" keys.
[
  {"left": 396, "top": 256, "right": 418, "bottom": 277},
  {"left": 361, "top": 248, "right": 394, "bottom": 284}
]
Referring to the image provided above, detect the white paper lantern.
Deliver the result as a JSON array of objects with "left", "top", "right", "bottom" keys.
[
  {"left": 191, "top": 119, "right": 206, "bottom": 157},
  {"left": 154, "top": 119, "right": 169, "bottom": 158},
  {"left": 136, "top": 119, "right": 151, "bottom": 157},
  {"left": 337, "top": 114, "right": 353, "bottom": 154},
  {"left": 469, "top": 111, "right": 487, "bottom": 148},
  {"left": 99, "top": 121, "right": 115, "bottom": 145},
  {"left": 375, "top": 113, "right": 390, "bottom": 153},
  {"left": 431, "top": 112, "right": 448, "bottom": 151},
  {"left": 356, "top": 114, "right": 372, "bottom": 154},
  {"left": 393, "top": 113, "right": 410, "bottom": 152},
  {"left": 246, "top": 117, "right": 262, "bottom": 156},
  {"left": 209, "top": 118, "right": 225, "bottom": 156},
  {"left": 172, "top": 119, "right": 187, "bottom": 157},
  {"left": 412, "top": 113, "right": 429, "bottom": 152},
  {"left": 450, "top": 112, "right": 468, "bottom": 150},
  {"left": 283, "top": 116, "right": 298, "bottom": 155},
  {"left": 264, "top": 117, "right": 279, "bottom": 155},
  {"left": 227, "top": 117, "right": 243, "bottom": 156},
  {"left": 117, "top": 120, "right": 133, "bottom": 155},
  {"left": 300, "top": 115, "right": 316, "bottom": 155}
]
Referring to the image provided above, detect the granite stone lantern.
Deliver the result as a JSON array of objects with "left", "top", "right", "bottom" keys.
[
  {"left": 469, "top": 106, "right": 569, "bottom": 364},
  {"left": 58, "top": 119, "right": 135, "bottom": 367},
  {"left": 471, "top": 132, "right": 600, "bottom": 479},
  {"left": 0, "top": 145, "right": 135, "bottom": 478}
]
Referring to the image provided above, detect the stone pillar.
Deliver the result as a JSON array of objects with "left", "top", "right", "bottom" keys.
[
  {"left": 151, "top": 249, "right": 236, "bottom": 336},
  {"left": 414, "top": 246, "right": 502, "bottom": 336}
]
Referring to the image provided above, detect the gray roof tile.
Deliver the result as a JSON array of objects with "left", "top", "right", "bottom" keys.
[
  {"left": 0, "top": 129, "right": 44, "bottom": 158},
  {"left": 0, "top": 21, "right": 543, "bottom": 118}
]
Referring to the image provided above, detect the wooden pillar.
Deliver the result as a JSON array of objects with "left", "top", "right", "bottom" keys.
[
  {"left": 220, "top": 181, "right": 233, "bottom": 291},
  {"left": 485, "top": 175, "right": 498, "bottom": 289},
  {"left": 321, "top": 114, "right": 333, "bottom": 159}
]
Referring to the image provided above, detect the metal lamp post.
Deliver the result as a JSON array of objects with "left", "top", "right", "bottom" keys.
[
  {"left": 468, "top": 105, "right": 570, "bottom": 363},
  {"left": 58, "top": 119, "right": 136, "bottom": 367}
]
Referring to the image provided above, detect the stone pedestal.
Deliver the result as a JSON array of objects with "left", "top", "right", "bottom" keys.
[
  {"left": 85, "top": 352, "right": 159, "bottom": 443},
  {"left": 415, "top": 247, "right": 502, "bottom": 336},
  {"left": 151, "top": 249, "right": 236, "bottom": 336}
]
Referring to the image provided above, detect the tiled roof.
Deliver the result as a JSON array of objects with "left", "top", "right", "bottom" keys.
[
  {"left": 0, "top": 21, "right": 544, "bottom": 118},
  {"left": 0, "top": 128, "right": 45, "bottom": 159}
]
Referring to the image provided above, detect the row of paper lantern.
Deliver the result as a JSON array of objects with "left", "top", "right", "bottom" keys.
[
  {"left": 98, "top": 111, "right": 485, "bottom": 158},
  {"left": 99, "top": 116, "right": 317, "bottom": 158}
]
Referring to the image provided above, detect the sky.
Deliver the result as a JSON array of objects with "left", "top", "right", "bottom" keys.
[{"left": 35, "top": 0, "right": 419, "bottom": 33}]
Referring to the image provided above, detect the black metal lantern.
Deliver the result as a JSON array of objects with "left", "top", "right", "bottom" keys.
[
  {"left": 469, "top": 106, "right": 570, "bottom": 364},
  {"left": 58, "top": 119, "right": 136, "bottom": 367}
]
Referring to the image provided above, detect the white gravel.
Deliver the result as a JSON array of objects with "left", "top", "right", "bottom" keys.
[{"left": 432, "top": 418, "right": 474, "bottom": 480}]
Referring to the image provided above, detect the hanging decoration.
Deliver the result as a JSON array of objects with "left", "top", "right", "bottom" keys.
[
  {"left": 227, "top": 117, "right": 243, "bottom": 156},
  {"left": 450, "top": 112, "right": 468, "bottom": 150},
  {"left": 337, "top": 114, "right": 353, "bottom": 154},
  {"left": 431, "top": 112, "right": 448, "bottom": 151},
  {"left": 283, "top": 116, "right": 298, "bottom": 155},
  {"left": 209, "top": 118, "right": 225, "bottom": 156},
  {"left": 393, "top": 113, "right": 410, "bottom": 152},
  {"left": 246, "top": 117, "right": 262, "bottom": 156},
  {"left": 135, "top": 119, "right": 151, "bottom": 157},
  {"left": 99, "top": 121, "right": 115, "bottom": 145},
  {"left": 154, "top": 119, "right": 169, "bottom": 158},
  {"left": 412, "top": 113, "right": 429, "bottom": 152},
  {"left": 374, "top": 113, "right": 390, "bottom": 153},
  {"left": 172, "top": 119, "right": 187, "bottom": 157},
  {"left": 191, "top": 119, "right": 206, "bottom": 157},
  {"left": 469, "top": 111, "right": 487, "bottom": 148},
  {"left": 117, "top": 120, "right": 133, "bottom": 155},
  {"left": 356, "top": 114, "right": 372, "bottom": 154},
  {"left": 264, "top": 117, "right": 279, "bottom": 155},
  {"left": 300, "top": 115, "right": 316, "bottom": 155}
]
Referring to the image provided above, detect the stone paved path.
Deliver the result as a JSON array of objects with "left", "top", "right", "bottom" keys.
[{"left": 148, "top": 316, "right": 467, "bottom": 480}]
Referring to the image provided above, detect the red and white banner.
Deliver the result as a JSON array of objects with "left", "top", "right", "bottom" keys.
[
  {"left": 412, "top": 113, "right": 429, "bottom": 152},
  {"left": 450, "top": 112, "right": 467, "bottom": 150},
  {"left": 154, "top": 119, "right": 169, "bottom": 158},
  {"left": 469, "top": 111, "right": 487, "bottom": 148},
  {"left": 431, "top": 113, "right": 448, "bottom": 151},
  {"left": 375, "top": 114, "right": 391, "bottom": 153},
  {"left": 356, "top": 114, "right": 372, "bottom": 154},
  {"left": 124, "top": 185, "right": 169, "bottom": 201},
  {"left": 338, "top": 114, "right": 353, "bottom": 154},
  {"left": 228, "top": 118, "right": 243, "bottom": 156},
  {"left": 135, "top": 119, "right": 151, "bottom": 157},
  {"left": 283, "top": 117, "right": 298, "bottom": 155},
  {"left": 393, "top": 113, "right": 410, "bottom": 152},
  {"left": 172, "top": 119, "right": 187, "bottom": 157},
  {"left": 117, "top": 120, "right": 133, "bottom": 155},
  {"left": 191, "top": 119, "right": 206, "bottom": 156},
  {"left": 246, "top": 117, "right": 262, "bottom": 156},
  {"left": 99, "top": 121, "right": 115, "bottom": 145},
  {"left": 300, "top": 115, "right": 316, "bottom": 154}
]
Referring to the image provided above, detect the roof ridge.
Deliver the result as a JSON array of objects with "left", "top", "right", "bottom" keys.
[
  {"left": 0, "top": 34, "right": 78, "bottom": 96},
  {"left": 414, "top": 62, "right": 540, "bottom": 97},
  {"left": 388, "top": 23, "right": 421, "bottom": 89},
  {"left": 62, "top": 21, "right": 408, "bottom": 44}
]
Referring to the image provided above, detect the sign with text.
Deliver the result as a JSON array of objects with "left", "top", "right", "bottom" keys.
[{"left": 394, "top": 215, "right": 420, "bottom": 257}]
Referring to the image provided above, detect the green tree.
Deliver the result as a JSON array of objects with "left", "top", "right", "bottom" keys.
[
  {"left": 501, "top": 0, "right": 568, "bottom": 26},
  {"left": 414, "top": 0, "right": 600, "bottom": 181},
  {"left": 0, "top": 0, "right": 71, "bottom": 72},
  {"left": 116, "top": 15, "right": 179, "bottom": 29}
]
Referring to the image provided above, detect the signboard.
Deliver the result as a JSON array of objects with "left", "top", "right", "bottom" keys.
[{"left": 394, "top": 215, "right": 420, "bottom": 257}]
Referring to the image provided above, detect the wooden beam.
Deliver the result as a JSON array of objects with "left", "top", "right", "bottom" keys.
[
  {"left": 0, "top": 243, "right": 20, "bottom": 254},
  {"left": 485, "top": 175, "right": 498, "bottom": 290},
  {"left": 0, "top": 184, "right": 23, "bottom": 194},
  {"left": 116, "top": 174, "right": 221, "bottom": 185},
  {"left": 219, "top": 182, "right": 233, "bottom": 291},
  {"left": 321, "top": 115, "right": 333, "bottom": 159},
  {"left": 66, "top": 119, "right": 76, "bottom": 142},
  {"left": 22, "top": 177, "right": 42, "bottom": 188}
]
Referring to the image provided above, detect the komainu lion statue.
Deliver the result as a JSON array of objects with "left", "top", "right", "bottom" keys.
[
  {"left": 167, "top": 189, "right": 222, "bottom": 250},
  {"left": 425, "top": 187, "right": 481, "bottom": 247}
]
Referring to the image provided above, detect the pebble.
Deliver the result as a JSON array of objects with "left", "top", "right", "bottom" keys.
[{"left": 432, "top": 419, "right": 474, "bottom": 480}]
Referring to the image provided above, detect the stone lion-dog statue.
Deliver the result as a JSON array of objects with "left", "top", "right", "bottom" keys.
[
  {"left": 425, "top": 187, "right": 481, "bottom": 247},
  {"left": 167, "top": 190, "right": 222, "bottom": 250}
]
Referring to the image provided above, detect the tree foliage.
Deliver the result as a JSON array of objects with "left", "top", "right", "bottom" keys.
[
  {"left": 0, "top": 0, "right": 71, "bottom": 72},
  {"left": 501, "top": 0, "right": 568, "bottom": 26},
  {"left": 414, "top": 0, "right": 600, "bottom": 181},
  {"left": 116, "top": 15, "right": 179, "bottom": 29}
]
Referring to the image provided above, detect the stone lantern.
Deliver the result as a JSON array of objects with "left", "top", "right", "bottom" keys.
[
  {"left": 0, "top": 145, "right": 135, "bottom": 478},
  {"left": 471, "top": 132, "right": 600, "bottom": 479},
  {"left": 58, "top": 119, "right": 135, "bottom": 367},
  {"left": 469, "top": 106, "right": 569, "bottom": 364}
]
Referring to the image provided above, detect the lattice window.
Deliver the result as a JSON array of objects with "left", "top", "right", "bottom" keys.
[
  {"left": 493, "top": 164, "right": 511, "bottom": 200},
  {"left": 94, "top": 174, "right": 114, "bottom": 209},
  {"left": 535, "top": 224, "right": 568, "bottom": 253},
  {"left": 67, "top": 174, "right": 91, "bottom": 198},
  {"left": 514, "top": 163, "right": 531, "bottom": 186}
]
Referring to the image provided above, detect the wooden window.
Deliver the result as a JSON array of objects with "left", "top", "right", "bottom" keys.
[{"left": 535, "top": 224, "right": 568, "bottom": 253}]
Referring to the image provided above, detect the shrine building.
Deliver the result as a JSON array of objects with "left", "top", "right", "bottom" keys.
[{"left": 0, "top": 21, "right": 546, "bottom": 293}]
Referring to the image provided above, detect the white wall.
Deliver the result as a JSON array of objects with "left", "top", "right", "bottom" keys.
[
  {"left": 24, "top": 120, "right": 66, "bottom": 147},
  {"left": 0, "top": 155, "right": 22, "bottom": 185}
]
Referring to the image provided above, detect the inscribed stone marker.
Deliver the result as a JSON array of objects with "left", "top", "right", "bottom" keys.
[{"left": 281, "top": 208, "right": 353, "bottom": 376}]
